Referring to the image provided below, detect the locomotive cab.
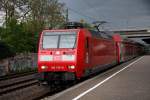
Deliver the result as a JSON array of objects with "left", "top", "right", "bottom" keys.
[{"left": 38, "top": 30, "right": 79, "bottom": 82}]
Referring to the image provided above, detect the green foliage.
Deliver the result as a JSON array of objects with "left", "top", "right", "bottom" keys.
[
  {"left": 0, "top": 40, "right": 15, "bottom": 60},
  {"left": 0, "top": 0, "right": 66, "bottom": 55},
  {"left": 1, "top": 18, "right": 40, "bottom": 53}
]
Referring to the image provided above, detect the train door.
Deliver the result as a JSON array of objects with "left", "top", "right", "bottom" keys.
[
  {"left": 85, "top": 37, "right": 91, "bottom": 65},
  {"left": 83, "top": 37, "right": 92, "bottom": 76},
  {"left": 117, "top": 42, "right": 124, "bottom": 63}
]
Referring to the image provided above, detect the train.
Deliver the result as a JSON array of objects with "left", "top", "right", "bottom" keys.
[{"left": 37, "top": 22, "right": 143, "bottom": 84}]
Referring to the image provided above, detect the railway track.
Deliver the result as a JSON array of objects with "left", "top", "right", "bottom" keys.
[
  {"left": 0, "top": 70, "right": 110, "bottom": 100},
  {"left": 0, "top": 78, "right": 38, "bottom": 95},
  {"left": 0, "top": 71, "right": 77, "bottom": 100},
  {"left": 0, "top": 72, "right": 38, "bottom": 94},
  {"left": 0, "top": 72, "right": 45, "bottom": 100},
  {"left": 0, "top": 71, "right": 37, "bottom": 81},
  {"left": 0, "top": 72, "right": 67, "bottom": 100}
]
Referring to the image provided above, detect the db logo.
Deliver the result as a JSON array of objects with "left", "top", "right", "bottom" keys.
[{"left": 54, "top": 56, "right": 61, "bottom": 60}]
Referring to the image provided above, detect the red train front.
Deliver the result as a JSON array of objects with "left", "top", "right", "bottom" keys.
[{"left": 38, "top": 29, "right": 79, "bottom": 82}]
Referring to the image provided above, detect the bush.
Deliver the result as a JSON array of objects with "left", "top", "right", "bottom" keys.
[{"left": 0, "top": 41, "right": 15, "bottom": 60}]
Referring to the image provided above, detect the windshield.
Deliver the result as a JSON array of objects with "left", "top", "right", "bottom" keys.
[{"left": 42, "top": 31, "right": 77, "bottom": 49}]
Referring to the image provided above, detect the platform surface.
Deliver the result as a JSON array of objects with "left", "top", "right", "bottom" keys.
[{"left": 46, "top": 56, "right": 150, "bottom": 100}]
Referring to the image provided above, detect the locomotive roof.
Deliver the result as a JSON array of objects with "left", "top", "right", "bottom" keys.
[{"left": 42, "top": 29, "right": 80, "bottom": 34}]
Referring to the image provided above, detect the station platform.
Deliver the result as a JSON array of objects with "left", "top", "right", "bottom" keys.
[{"left": 46, "top": 56, "right": 150, "bottom": 100}]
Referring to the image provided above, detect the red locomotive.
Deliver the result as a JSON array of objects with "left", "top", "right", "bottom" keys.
[{"left": 38, "top": 22, "right": 143, "bottom": 84}]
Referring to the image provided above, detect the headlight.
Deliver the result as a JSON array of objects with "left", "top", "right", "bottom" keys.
[
  {"left": 40, "top": 55, "right": 53, "bottom": 61},
  {"left": 41, "top": 66, "right": 48, "bottom": 69},
  {"left": 62, "top": 55, "right": 75, "bottom": 61},
  {"left": 68, "top": 65, "right": 75, "bottom": 69}
]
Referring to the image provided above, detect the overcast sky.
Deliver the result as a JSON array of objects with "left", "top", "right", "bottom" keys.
[{"left": 59, "top": 0, "right": 150, "bottom": 30}]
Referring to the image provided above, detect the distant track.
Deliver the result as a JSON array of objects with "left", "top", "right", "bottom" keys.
[{"left": 0, "top": 71, "right": 37, "bottom": 81}]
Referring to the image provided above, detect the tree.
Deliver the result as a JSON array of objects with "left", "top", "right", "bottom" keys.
[
  {"left": 0, "top": 40, "right": 14, "bottom": 60},
  {"left": 28, "top": 0, "right": 65, "bottom": 29},
  {"left": 0, "top": 0, "right": 29, "bottom": 24},
  {"left": 0, "top": 0, "right": 66, "bottom": 53}
]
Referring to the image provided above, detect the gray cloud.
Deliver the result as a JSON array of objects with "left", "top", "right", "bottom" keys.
[{"left": 59, "top": 0, "right": 150, "bottom": 30}]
